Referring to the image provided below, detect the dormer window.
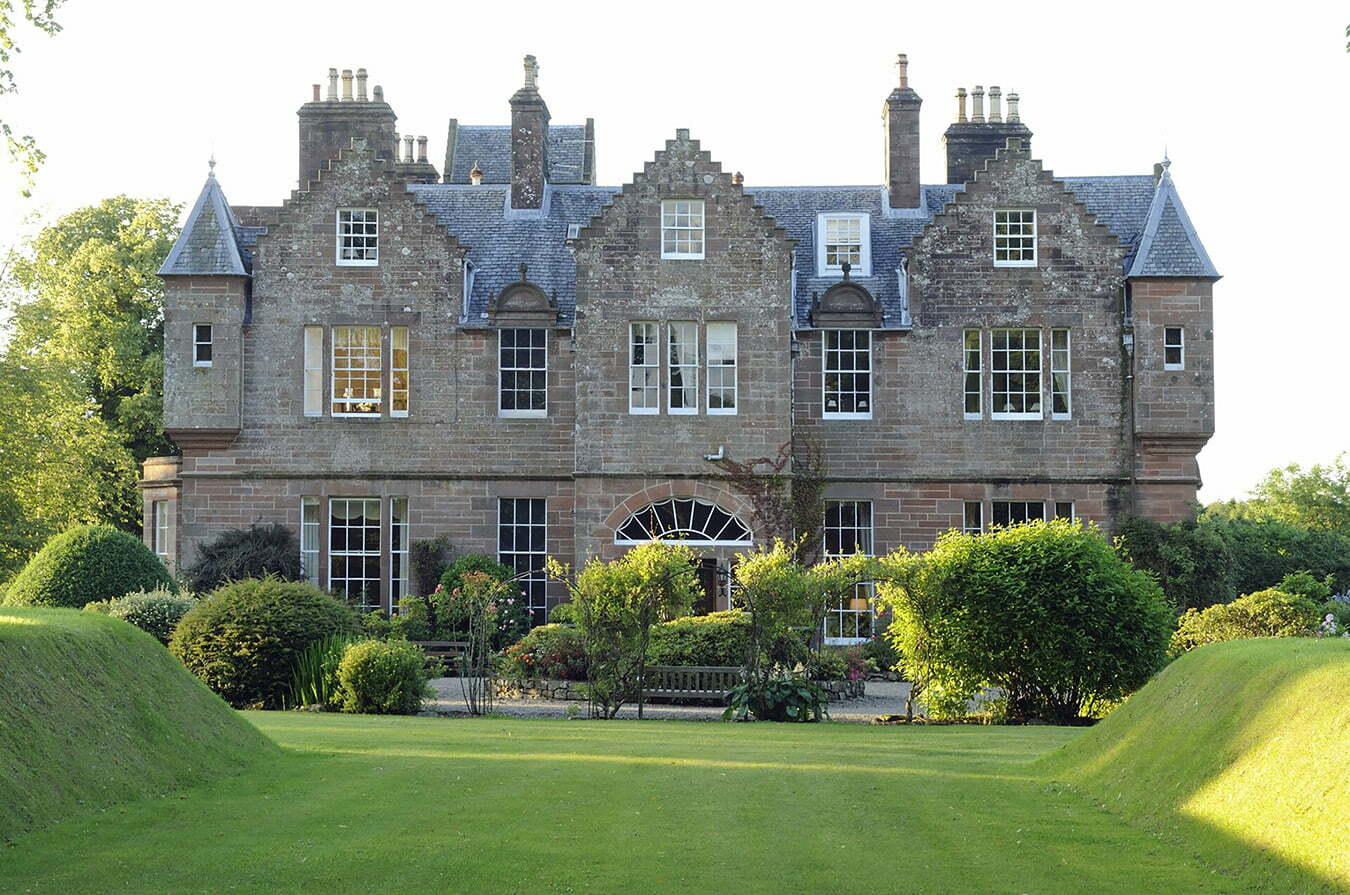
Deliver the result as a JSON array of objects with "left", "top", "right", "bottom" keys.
[
  {"left": 994, "top": 209, "right": 1036, "bottom": 267},
  {"left": 661, "top": 200, "right": 704, "bottom": 259},
  {"left": 337, "top": 208, "right": 378, "bottom": 266},
  {"left": 818, "top": 213, "right": 870, "bottom": 276}
]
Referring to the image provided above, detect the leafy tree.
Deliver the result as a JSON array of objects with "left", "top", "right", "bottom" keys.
[
  {"left": 1243, "top": 454, "right": 1350, "bottom": 532},
  {"left": 546, "top": 541, "right": 699, "bottom": 718},
  {"left": 1207, "top": 515, "right": 1350, "bottom": 596},
  {"left": 4, "top": 196, "right": 180, "bottom": 463},
  {"left": 880, "top": 519, "right": 1172, "bottom": 724},
  {"left": 0, "top": 1, "right": 63, "bottom": 194},
  {"left": 1114, "top": 516, "right": 1232, "bottom": 612},
  {"left": 0, "top": 359, "right": 138, "bottom": 576}
]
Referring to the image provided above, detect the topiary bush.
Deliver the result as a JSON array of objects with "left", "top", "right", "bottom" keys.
[
  {"left": 4, "top": 524, "right": 174, "bottom": 608},
  {"left": 1171, "top": 588, "right": 1322, "bottom": 655},
  {"left": 647, "top": 610, "right": 750, "bottom": 667},
  {"left": 181, "top": 523, "right": 302, "bottom": 593},
  {"left": 337, "top": 639, "right": 430, "bottom": 715},
  {"left": 91, "top": 588, "right": 198, "bottom": 644},
  {"left": 170, "top": 576, "right": 358, "bottom": 708}
]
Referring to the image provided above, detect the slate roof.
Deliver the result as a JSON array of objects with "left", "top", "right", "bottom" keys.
[
  {"left": 1126, "top": 166, "right": 1219, "bottom": 278},
  {"left": 159, "top": 171, "right": 247, "bottom": 277},
  {"left": 445, "top": 125, "right": 589, "bottom": 185}
]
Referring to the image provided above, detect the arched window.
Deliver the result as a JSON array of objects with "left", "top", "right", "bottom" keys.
[{"left": 614, "top": 498, "right": 752, "bottom": 546}]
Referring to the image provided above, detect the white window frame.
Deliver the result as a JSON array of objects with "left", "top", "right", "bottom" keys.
[
  {"left": 389, "top": 497, "right": 409, "bottom": 609},
  {"left": 331, "top": 325, "right": 383, "bottom": 417},
  {"left": 498, "top": 497, "right": 549, "bottom": 628},
  {"left": 300, "top": 497, "right": 321, "bottom": 588},
  {"left": 391, "top": 326, "right": 409, "bottom": 418},
  {"left": 152, "top": 500, "right": 169, "bottom": 559},
  {"left": 1050, "top": 328, "right": 1071, "bottom": 420},
  {"left": 329, "top": 497, "right": 382, "bottom": 612},
  {"left": 823, "top": 329, "right": 873, "bottom": 420},
  {"left": 668, "top": 321, "right": 699, "bottom": 415},
  {"left": 963, "top": 329, "right": 982, "bottom": 420},
  {"left": 706, "top": 322, "right": 738, "bottom": 415},
  {"left": 336, "top": 208, "right": 379, "bottom": 266},
  {"left": 993, "top": 209, "right": 1037, "bottom": 267},
  {"left": 823, "top": 499, "right": 875, "bottom": 645},
  {"left": 192, "top": 324, "right": 213, "bottom": 367},
  {"left": 1164, "top": 326, "right": 1185, "bottom": 370},
  {"left": 962, "top": 501, "right": 984, "bottom": 535},
  {"left": 498, "top": 328, "right": 548, "bottom": 418},
  {"left": 303, "top": 326, "right": 324, "bottom": 418},
  {"left": 990, "top": 328, "right": 1043, "bottom": 420},
  {"left": 816, "top": 212, "right": 871, "bottom": 277},
  {"left": 629, "top": 322, "right": 660, "bottom": 415},
  {"left": 991, "top": 500, "right": 1047, "bottom": 527},
  {"left": 661, "top": 199, "right": 705, "bottom": 260}
]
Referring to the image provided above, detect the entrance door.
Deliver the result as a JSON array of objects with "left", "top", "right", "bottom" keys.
[{"left": 695, "top": 557, "right": 719, "bottom": 615}]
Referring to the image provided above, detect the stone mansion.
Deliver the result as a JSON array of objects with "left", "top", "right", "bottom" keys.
[{"left": 143, "top": 56, "right": 1218, "bottom": 641}]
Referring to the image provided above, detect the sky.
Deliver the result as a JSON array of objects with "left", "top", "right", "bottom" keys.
[{"left": 0, "top": 0, "right": 1345, "bottom": 502}]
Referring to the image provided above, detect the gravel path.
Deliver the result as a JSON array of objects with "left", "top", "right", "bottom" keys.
[{"left": 427, "top": 678, "right": 914, "bottom": 723}]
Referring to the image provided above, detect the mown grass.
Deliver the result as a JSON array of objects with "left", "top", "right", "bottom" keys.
[
  {"left": 0, "top": 607, "right": 275, "bottom": 840},
  {"left": 3, "top": 714, "right": 1318, "bottom": 894},
  {"left": 1040, "top": 637, "right": 1350, "bottom": 890}
]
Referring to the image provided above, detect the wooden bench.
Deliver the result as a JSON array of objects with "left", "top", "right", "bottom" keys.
[
  {"left": 411, "top": 640, "right": 469, "bottom": 666},
  {"left": 641, "top": 665, "right": 741, "bottom": 700}
]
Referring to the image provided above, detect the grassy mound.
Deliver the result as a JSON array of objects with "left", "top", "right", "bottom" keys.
[
  {"left": 1040, "top": 637, "right": 1350, "bottom": 889},
  {"left": 0, "top": 607, "right": 276, "bottom": 841}
]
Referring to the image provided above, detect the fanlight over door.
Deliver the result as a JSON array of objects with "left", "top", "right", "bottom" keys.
[{"left": 614, "top": 497, "right": 752, "bottom": 546}]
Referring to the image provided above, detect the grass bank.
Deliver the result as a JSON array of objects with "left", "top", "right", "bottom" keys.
[
  {"left": 0, "top": 607, "right": 275, "bottom": 840},
  {"left": 1040, "top": 637, "right": 1350, "bottom": 890}
]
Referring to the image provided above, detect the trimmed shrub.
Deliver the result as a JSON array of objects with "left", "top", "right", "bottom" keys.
[
  {"left": 337, "top": 639, "right": 429, "bottom": 715},
  {"left": 170, "top": 577, "right": 358, "bottom": 708},
  {"left": 879, "top": 519, "right": 1173, "bottom": 725},
  {"left": 499, "top": 624, "right": 587, "bottom": 680},
  {"left": 647, "top": 610, "right": 750, "bottom": 667},
  {"left": 98, "top": 588, "right": 198, "bottom": 644},
  {"left": 548, "top": 601, "right": 578, "bottom": 625},
  {"left": 1171, "top": 588, "right": 1321, "bottom": 655},
  {"left": 181, "top": 523, "right": 302, "bottom": 593},
  {"left": 5, "top": 524, "right": 174, "bottom": 609}
]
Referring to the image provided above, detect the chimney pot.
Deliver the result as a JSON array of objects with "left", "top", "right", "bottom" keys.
[
  {"left": 327, "top": 68, "right": 339, "bottom": 102},
  {"left": 989, "top": 86, "right": 1002, "bottom": 123},
  {"left": 402, "top": 134, "right": 414, "bottom": 164},
  {"left": 523, "top": 54, "right": 538, "bottom": 90},
  {"left": 341, "top": 69, "right": 354, "bottom": 101},
  {"left": 312, "top": 84, "right": 320, "bottom": 102},
  {"left": 417, "top": 136, "right": 428, "bottom": 164},
  {"left": 896, "top": 53, "right": 909, "bottom": 88},
  {"left": 955, "top": 88, "right": 968, "bottom": 123},
  {"left": 373, "top": 85, "right": 384, "bottom": 103},
  {"left": 470, "top": 161, "right": 484, "bottom": 186},
  {"left": 355, "top": 68, "right": 368, "bottom": 102},
  {"left": 971, "top": 86, "right": 985, "bottom": 123},
  {"left": 1006, "top": 91, "right": 1020, "bottom": 122}
]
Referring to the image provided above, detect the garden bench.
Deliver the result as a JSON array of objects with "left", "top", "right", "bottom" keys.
[
  {"left": 641, "top": 665, "right": 741, "bottom": 700},
  {"left": 411, "top": 640, "right": 469, "bottom": 665}
]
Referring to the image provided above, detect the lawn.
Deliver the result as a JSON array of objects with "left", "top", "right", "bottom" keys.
[{"left": 0, "top": 713, "right": 1309, "bottom": 894}]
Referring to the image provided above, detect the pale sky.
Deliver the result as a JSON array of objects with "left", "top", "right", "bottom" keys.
[{"left": 0, "top": 0, "right": 1345, "bottom": 502}]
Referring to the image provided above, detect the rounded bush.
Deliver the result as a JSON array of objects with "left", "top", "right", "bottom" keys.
[
  {"left": 5, "top": 525, "right": 174, "bottom": 609},
  {"left": 337, "top": 639, "right": 428, "bottom": 715},
  {"left": 170, "top": 577, "right": 358, "bottom": 708},
  {"left": 1172, "top": 588, "right": 1321, "bottom": 655},
  {"left": 181, "top": 523, "right": 303, "bottom": 593},
  {"left": 106, "top": 588, "right": 198, "bottom": 645},
  {"left": 647, "top": 610, "right": 750, "bottom": 667},
  {"left": 500, "top": 623, "right": 587, "bottom": 680}
]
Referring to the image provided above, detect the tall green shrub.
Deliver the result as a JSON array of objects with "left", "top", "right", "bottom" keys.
[
  {"left": 336, "top": 639, "right": 429, "bottom": 715},
  {"left": 4, "top": 524, "right": 174, "bottom": 608},
  {"left": 170, "top": 577, "right": 358, "bottom": 708},
  {"left": 878, "top": 519, "right": 1172, "bottom": 725},
  {"left": 1171, "top": 588, "right": 1321, "bottom": 655},
  {"left": 647, "top": 611, "right": 750, "bottom": 667},
  {"left": 181, "top": 523, "right": 303, "bottom": 593}
]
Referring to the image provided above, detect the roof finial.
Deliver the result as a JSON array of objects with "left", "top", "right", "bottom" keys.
[
  {"left": 841, "top": 261, "right": 852, "bottom": 281},
  {"left": 208, "top": 153, "right": 216, "bottom": 177},
  {"left": 1162, "top": 148, "right": 1171, "bottom": 172},
  {"left": 518, "top": 262, "right": 528, "bottom": 281}
]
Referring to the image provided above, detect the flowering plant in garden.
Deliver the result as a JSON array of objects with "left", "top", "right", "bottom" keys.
[
  {"left": 454, "top": 571, "right": 513, "bottom": 715},
  {"left": 499, "top": 624, "right": 587, "bottom": 681}
]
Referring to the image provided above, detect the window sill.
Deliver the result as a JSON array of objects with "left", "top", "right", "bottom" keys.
[
  {"left": 993, "top": 260, "right": 1037, "bottom": 268},
  {"left": 1163, "top": 364, "right": 1185, "bottom": 371},
  {"left": 1051, "top": 413, "right": 1072, "bottom": 421},
  {"left": 707, "top": 408, "right": 738, "bottom": 416},
  {"left": 331, "top": 412, "right": 384, "bottom": 419},
  {"left": 824, "top": 413, "right": 873, "bottom": 421},
  {"left": 660, "top": 253, "right": 705, "bottom": 261},
  {"left": 499, "top": 410, "right": 548, "bottom": 419},
  {"left": 990, "top": 412, "right": 1044, "bottom": 421},
  {"left": 192, "top": 362, "right": 213, "bottom": 368},
  {"left": 963, "top": 412, "right": 982, "bottom": 421},
  {"left": 336, "top": 259, "right": 379, "bottom": 267},
  {"left": 823, "top": 636, "right": 870, "bottom": 647},
  {"left": 668, "top": 407, "right": 698, "bottom": 416}
]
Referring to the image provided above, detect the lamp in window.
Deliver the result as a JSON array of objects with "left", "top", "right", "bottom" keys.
[
  {"left": 857, "top": 398, "right": 869, "bottom": 412},
  {"left": 826, "top": 397, "right": 839, "bottom": 411},
  {"left": 848, "top": 597, "right": 870, "bottom": 612}
]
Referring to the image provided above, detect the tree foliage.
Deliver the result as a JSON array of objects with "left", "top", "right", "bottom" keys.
[
  {"left": 878, "top": 519, "right": 1172, "bottom": 724},
  {"left": 181, "top": 524, "right": 303, "bottom": 593},
  {"left": 1171, "top": 588, "right": 1322, "bottom": 655},
  {"left": 1241, "top": 454, "right": 1350, "bottom": 531},
  {"left": 0, "top": 0, "right": 63, "bottom": 194}
]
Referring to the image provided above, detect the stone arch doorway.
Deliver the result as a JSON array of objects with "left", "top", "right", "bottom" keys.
[{"left": 610, "top": 494, "right": 753, "bottom": 613}]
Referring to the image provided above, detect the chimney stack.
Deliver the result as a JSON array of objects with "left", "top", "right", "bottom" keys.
[
  {"left": 883, "top": 52, "right": 923, "bottom": 209},
  {"left": 943, "top": 83, "right": 1033, "bottom": 185},
  {"left": 298, "top": 66, "right": 398, "bottom": 187},
  {"left": 312, "top": 84, "right": 321, "bottom": 102},
  {"left": 510, "top": 54, "right": 550, "bottom": 209},
  {"left": 416, "top": 136, "right": 428, "bottom": 164}
]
